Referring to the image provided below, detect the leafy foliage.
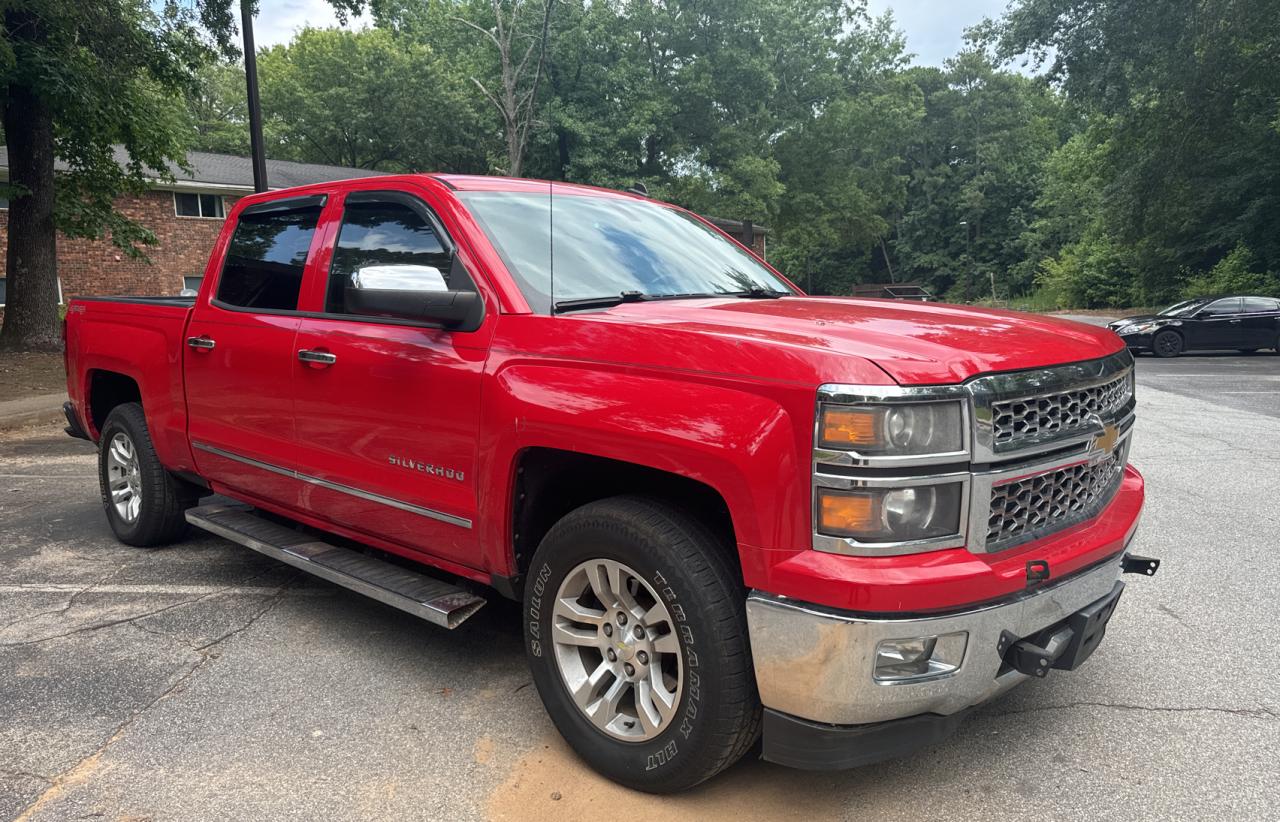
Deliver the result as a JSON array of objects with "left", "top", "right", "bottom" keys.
[{"left": 7, "top": 0, "right": 1279, "bottom": 351}]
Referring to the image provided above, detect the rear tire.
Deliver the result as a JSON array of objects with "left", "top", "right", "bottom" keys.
[
  {"left": 523, "top": 495, "right": 760, "bottom": 793},
  {"left": 98, "top": 403, "right": 193, "bottom": 546},
  {"left": 1152, "top": 329, "right": 1183, "bottom": 358}
]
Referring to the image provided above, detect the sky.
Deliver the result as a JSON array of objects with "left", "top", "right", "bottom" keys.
[
  {"left": 251, "top": 1, "right": 1010, "bottom": 67},
  {"left": 864, "top": 0, "right": 1012, "bottom": 65}
]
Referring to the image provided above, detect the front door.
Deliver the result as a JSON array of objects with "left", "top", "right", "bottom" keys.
[
  {"left": 185, "top": 195, "right": 328, "bottom": 508},
  {"left": 1185, "top": 297, "right": 1245, "bottom": 350},
  {"left": 291, "top": 189, "right": 490, "bottom": 569}
]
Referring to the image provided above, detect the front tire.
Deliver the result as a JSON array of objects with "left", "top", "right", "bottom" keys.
[
  {"left": 523, "top": 495, "right": 761, "bottom": 793},
  {"left": 1152, "top": 329, "right": 1184, "bottom": 358},
  {"left": 98, "top": 403, "right": 193, "bottom": 546}
]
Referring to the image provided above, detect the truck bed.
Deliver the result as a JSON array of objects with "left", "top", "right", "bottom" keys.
[{"left": 64, "top": 295, "right": 196, "bottom": 472}]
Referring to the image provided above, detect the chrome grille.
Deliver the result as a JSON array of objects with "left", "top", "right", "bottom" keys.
[
  {"left": 991, "top": 371, "right": 1131, "bottom": 447},
  {"left": 986, "top": 445, "right": 1126, "bottom": 550}
]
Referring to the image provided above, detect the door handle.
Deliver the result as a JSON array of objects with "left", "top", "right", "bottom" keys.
[
  {"left": 186, "top": 336, "right": 216, "bottom": 350},
  {"left": 1229, "top": 319, "right": 1242, "bottom": 324},
  {"left": 298, "top": 349, "right": 337, "bottom": 366}
]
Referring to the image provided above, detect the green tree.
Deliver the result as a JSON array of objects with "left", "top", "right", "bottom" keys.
[
  {"left": 256, "top": 27, "right": 489, "bottom": 172},
  {"left": 0, "top": 0, "right": 369, "bottom": 352},
  {"left": 889, "top": 48, "right": 1070, "bottom": 301},
  {"left": 185, "top": 61, "right": 251, "bottom": 155},
  {"left": 1000, "top": 0, "right": 1280, "bottom": 297}
]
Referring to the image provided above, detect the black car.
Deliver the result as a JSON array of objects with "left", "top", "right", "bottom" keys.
[{"left": 1108, "top": 295, "right": 1280, "bottom": 357}]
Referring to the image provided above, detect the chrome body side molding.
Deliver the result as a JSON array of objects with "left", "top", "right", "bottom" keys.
[{"left": 191, "top": 441, "right": 473, "bottom": 529}]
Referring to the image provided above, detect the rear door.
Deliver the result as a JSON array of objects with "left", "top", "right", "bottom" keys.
[
  {"left": 185, "top": 194, "right": 327, "bottom": 507},
  {"left": 1240, "top": 297, "right": 1280, "bottom": 348},
  {"left": 290, "top": 187, "right": 491, "bottom": 569},
  {"left": 1185, "top": 298, "right": 1244, "bottom": 350}
]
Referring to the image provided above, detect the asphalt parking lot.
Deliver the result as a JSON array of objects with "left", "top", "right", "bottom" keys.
[{"left": 2, "top": 352, "right": 1278, "bottom": 821}]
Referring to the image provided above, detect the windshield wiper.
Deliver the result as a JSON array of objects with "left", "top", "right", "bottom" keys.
[
  {"left": 554, "top": 287, "right": 789, "bottom": 313},
  {"left": 553, "top": 291, "right": 653, "bottom": 313}
]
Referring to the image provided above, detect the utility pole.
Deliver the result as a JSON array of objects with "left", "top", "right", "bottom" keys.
[{"left": 241, "top": 0, "right": 268, "bottom": 193}]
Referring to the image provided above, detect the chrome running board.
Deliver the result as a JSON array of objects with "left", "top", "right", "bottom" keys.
[{"left": 186, "top": 503, "right": 485, "bottom": 629}]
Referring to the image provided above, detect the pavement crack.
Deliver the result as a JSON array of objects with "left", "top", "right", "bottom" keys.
[
  {"left": 1, "top": 769, "right": 53, "bottom": 784},
  {"left": 193, "top": 574, "right": 297, "bottom": 653},
  {"left": 990, "top": 701, "right": 1277, "bottom": 721},
  {"left": 0, "top": 567, "right": 288, "bottom": 648},
  {"left": 0, "top": 567, "right": 123, "bottom": 632},
  {"left": 10, "top": 575, "right": 298, "bottom": 822},
  {"left": 0, "top": 596, "right": 206, "bottom": 648}
]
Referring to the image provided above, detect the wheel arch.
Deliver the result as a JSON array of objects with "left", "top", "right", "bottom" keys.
[
  {"left": 508, "top": 447, "right": 739, "bottom": 590},
  {"left": 86, "top": 369, "right": 143, "bottom": 436}
]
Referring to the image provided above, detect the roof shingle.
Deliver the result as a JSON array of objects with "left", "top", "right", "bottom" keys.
[{"left": 0, "top": 146, "right": 390, "bottom": 190}]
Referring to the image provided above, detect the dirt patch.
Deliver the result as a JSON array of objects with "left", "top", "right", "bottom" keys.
[
  {"left": 487, "top": 735, "right": 848, "bottom": 822},
  {"left": 0, "top": 352, "right": 66, "bottom": 402}
]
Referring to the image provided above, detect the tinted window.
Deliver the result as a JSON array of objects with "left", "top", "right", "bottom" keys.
[
  {"left": 1242, "top": 297, "right": 1280, "bottom": 313},
  {"left": 325, "top": 199, "right": 454, "bottom": 314},
  {"left": 216, "top": 205, "right": 322, "bottom": 311},
  {"left": 1201, "top": 298, "right": 1242, "bottom": 316}
]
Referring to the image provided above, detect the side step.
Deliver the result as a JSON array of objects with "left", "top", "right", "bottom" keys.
[{"left": 186, "top": 503, "right": 485, "bottom": 629}]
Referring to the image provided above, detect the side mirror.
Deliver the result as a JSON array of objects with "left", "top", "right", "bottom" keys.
[{"left": 344, "top": 263, "right": 481, "bottom": 328}]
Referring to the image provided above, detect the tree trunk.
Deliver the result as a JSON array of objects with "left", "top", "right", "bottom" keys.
[{"left": 0, "top": 82, "right": 62, "bottom": 352}]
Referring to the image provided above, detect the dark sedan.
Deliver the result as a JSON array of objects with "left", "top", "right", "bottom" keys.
[{"left": 1108, "top": 296, "right": 1280, "bottom": 357}]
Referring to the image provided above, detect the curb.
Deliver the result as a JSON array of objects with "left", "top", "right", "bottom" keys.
[
  {"left": 0, "top": 407, "right": 64, "bottom": 433},
  {"left": 0, "top": 394, "right": 68, "bottom": 433}
]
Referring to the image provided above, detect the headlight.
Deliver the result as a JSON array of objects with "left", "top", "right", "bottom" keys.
[
  {"left": 817, "top": 483, "right": 963, "bottom": 542},
  {"left": 1120, "top": 321, "right": 1159, "bottom": 335},
  {"left": 818, "top": 401, "right": 964, "bottom": 456}
]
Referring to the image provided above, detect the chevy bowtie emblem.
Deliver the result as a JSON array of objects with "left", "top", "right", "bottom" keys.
[{"left": 1091, "top": 423, "right": 1119, "bottom": 455}]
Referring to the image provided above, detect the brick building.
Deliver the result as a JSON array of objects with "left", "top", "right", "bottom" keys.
[
  {"left": 0, "top": 147, "right": 767, "bottom": 312},
  {"left": 0, "top": 148, "right": 389, "bottom": 310}
]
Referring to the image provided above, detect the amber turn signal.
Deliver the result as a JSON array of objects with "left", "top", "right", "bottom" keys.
[
  {"left": 818, "top": 490, "right": 879, "bottom": 535},
  {"left": 818, "top": 406, "right": 883, "bottom": 449}
]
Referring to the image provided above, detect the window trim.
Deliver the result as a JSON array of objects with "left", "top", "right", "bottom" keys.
[
  {"left": 305, "top": 189, "right": 484, "bottom": 332},
  {"left": 173, "top": 191, "right": 227, "bottom": 220},
  {"left": 212, "top": 195, "right": 328, "bottom": 313}
]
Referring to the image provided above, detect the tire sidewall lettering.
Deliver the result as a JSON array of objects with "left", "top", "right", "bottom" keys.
[{"left": 527, "top": 561, "right": 552, "bottom": 658}]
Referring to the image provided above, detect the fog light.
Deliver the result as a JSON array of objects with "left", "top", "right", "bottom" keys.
[{"left": 873, "top": 632, "right": 968, "bottom": 682}]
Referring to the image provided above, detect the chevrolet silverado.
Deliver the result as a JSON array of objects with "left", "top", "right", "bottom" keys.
[{"left": 62, "top": 175, "right": 1158, "bottom": 792}]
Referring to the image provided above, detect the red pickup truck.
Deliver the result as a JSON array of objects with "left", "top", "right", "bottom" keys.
[{"left": 63, "top": 175, "right": 1157, "bottom": 792}]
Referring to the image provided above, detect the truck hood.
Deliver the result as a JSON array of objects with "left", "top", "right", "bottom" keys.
[{"left": 597, "top": 297, "right": 1125, "bottom": 384}]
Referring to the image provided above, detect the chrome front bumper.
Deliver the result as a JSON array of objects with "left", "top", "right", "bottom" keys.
[{"left": 745, "top": 555, "right": 1126, "bottom": 726}]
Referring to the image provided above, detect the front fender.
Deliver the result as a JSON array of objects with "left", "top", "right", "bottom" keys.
[{"left": 476, "top": 360, "right": 812, "bottom": 574}]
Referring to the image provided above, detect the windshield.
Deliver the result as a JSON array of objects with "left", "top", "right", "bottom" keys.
[
  {"left": 1158, "top": 299, "right": 1208, "bottom": 317},
  {"left": 458, "top": 189, "right": 794, "bottom": 313}
]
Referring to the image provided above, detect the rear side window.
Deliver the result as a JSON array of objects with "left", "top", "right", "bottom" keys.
[
  {"left": 1242, "top": 297, "right": 1280, "bottom": 312},
  {"left": 216, "top": 204, "right": 323, "bottom": 311},
  {"left": 325, "top": 199, "right": 455, "bottom": 314}
]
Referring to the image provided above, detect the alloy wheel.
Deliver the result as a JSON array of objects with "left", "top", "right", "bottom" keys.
[
  {"left": 106, "top": 432, "right": 143, "bottom": 523},
  {"left": 550, "top": 558, "right": 683, "bottom": 742}
]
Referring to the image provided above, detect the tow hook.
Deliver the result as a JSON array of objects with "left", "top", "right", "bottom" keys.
[
  {"left": 1121, "top": 554, "right": 1161, "bottom": 576},
  {"left": 998, "top": 627, "right": 1071, "bottom": 678},
  {"left": 997, "top": 580, "right": 1128, "bottom": 677}
]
